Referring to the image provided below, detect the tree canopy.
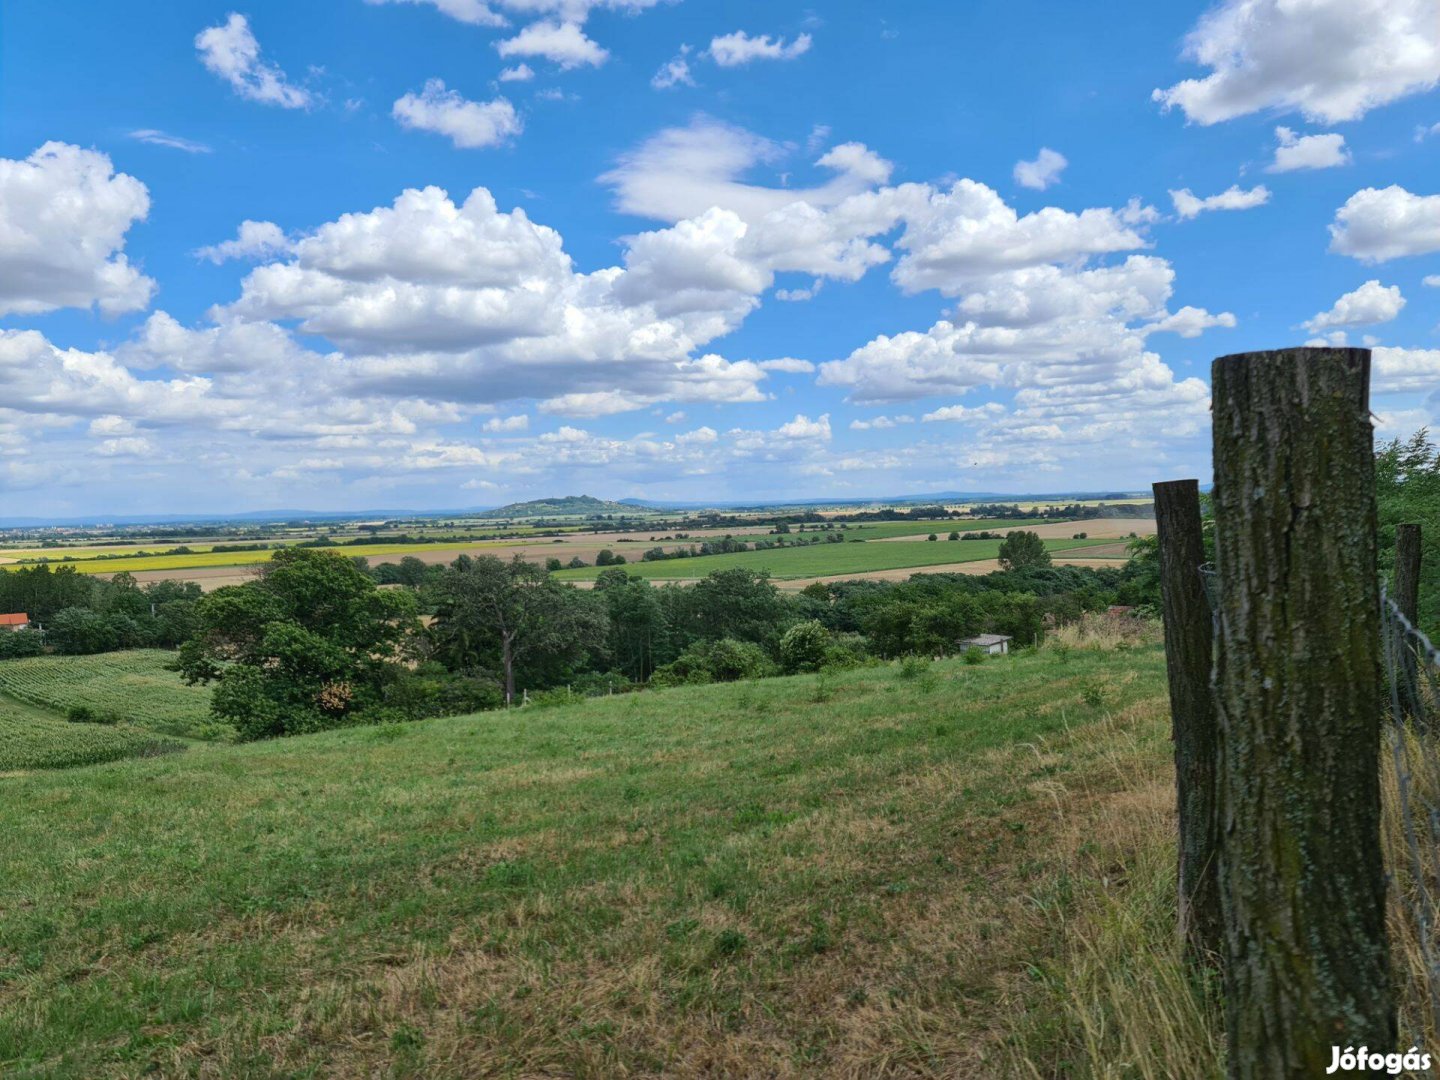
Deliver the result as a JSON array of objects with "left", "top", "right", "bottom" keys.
[{"left": 175, "top": 548, "right": 417, "bottom": 740}]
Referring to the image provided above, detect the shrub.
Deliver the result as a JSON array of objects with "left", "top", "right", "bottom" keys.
[
  {"left": 779, "top": 620, "right": 830, "bottom": 674},
  {"left": 0, "top": 629, "right": 45, "bottom": 659},
  {"left": 651, "top": 638, "right": 775, "bottom": 686},
  {"left": 66, "top": 704, "right": 95, "bottom": 724},
  {"left": 963, "top": 647, "right": 987, "bottom": 665},
  {"left": 821, "top": 633, "right": 872, "bottom": 672},
  {"left": 898, "top": 655, "right": 930, "bottom": 680}
]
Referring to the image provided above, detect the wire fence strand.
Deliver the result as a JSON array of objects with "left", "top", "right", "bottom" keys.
[{"left": 1382, "top": 586, "right": 1440, "bottom": 1042}]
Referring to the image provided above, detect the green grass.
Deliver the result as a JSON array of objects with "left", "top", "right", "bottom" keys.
[
  {"left": 0, "top": 651, "right": 223, "bottom": 741},
  {"left": 0, "top": 696, "right": 187, "bottom": 771},
  {"left": 0, "top": 639, "right": 1178, "bottom": 1077},
  {"left": 556, "top": 535, "right": 1117, "bottom": 581}
]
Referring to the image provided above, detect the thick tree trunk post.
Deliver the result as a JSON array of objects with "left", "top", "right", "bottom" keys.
[
  {"left": 1211, "top": 347, "right": 1394, "bottom": 1078},
  {"left": 1153, "top": 478, "right": 1222, "bottom": 966},
  {"left": 1396, "top": 523, "right": 1423, "bottom": 720}
]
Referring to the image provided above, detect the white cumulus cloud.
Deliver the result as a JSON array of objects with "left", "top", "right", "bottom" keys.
[
  {"left": 1142, "top": 306, "right": 1238, "bottom": 338},
  {"left": 392, "top": 80, "right": 522, "bottom": 148},
  {"left": 1153, "top": 0, "right": 1440, "bottom": 125},
  {"left": 1267, "top": 127, "right": 1350, "bottom": 173},
  {"left": 1303, "top": 280, "right": 1406, "bottom": 332},
  {"left": 496, "top": 20, "right": 607, "bottom": 68},
  {"left": 652, "top": 50, "right": 694, "bottom": 89},
  {"left": 1170, "top": 184, "right": 1271, "bottom": 219},
  {"left": 195, "top": 13, "right": 312, "bottom": 109},
  {"left": 483, "top": 414, "right": 530, "bottom": 432},
  {"left": 0, "top": 143, "right": 155, "bottom": 317},
  {"left": 1330, "top": 186, "right": 1440, "bottom": 261},
  {"left": 195, "top": 220, "right": 293, "bottom": 264},
  {"left": 707, "top": 30, "right": 812, "bottom": 67},
  {"left": 1013, "top": 148, "right": 1067, "bottom": 191},
  {"left": 364, "top": 0, "right": 507, "bottom": 27},
  {"left": 775, "top": 413, "right": 831, "bottom": 440}
]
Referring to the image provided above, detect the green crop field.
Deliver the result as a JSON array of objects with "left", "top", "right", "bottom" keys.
[
  {"left": 0, "top": 540, "right": 523, "bottom": 576},
  {"left": 0, "top": 639, "right": 1182, "bottom": 1077},
  {"left": 0, "top": 651, "right": 223, "bottom": 741},
  {"left": 555, "top": 536, "right": 1117, "bottom": 581},
  {"left": 0, "top": 696, "right": 186, "bottom": 771}
]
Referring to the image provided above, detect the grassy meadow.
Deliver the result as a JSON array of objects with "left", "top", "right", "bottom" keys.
[{"left": 0, "top": 630, "right": 1212, "bottom": 1078}]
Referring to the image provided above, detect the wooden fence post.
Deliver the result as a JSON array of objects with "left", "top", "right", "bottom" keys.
[
  {"left": 1152, "top": 478, "right": 1222, "bottom": 966},
  {"left": 1396, "top": 523, "right": 1422, "bottom": 624},
  {"left": 1396, "top": 523, "right": 1424, "bottom": 720},
  {"left": 1211, "top": 347, "right": 1394, "bottom": 1077}
]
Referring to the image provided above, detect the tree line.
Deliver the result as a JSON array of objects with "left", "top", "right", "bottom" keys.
[{"left": 165, "top": 529, "right": 1156, "bottom": 741}]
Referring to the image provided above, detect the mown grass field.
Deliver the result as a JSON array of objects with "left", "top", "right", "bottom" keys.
[
  {"left": 0, "top": 636, "right": 1203, "bottom": 1078},
  {"left": 0, "top": 651, "right": 221, "bottom": 741},
  {"left": 556, "top": 536, "right": 1119, "bottom": 581}
]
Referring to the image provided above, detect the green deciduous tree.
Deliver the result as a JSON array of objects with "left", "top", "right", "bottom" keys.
[
  {"left": 176, "top": 548, "right": 418, "bottom": 740},
  {"left": 431, "top": 555, "right": 608, "bottom": 704},
  {"left": 998, "top": 530, "right": 1051, "bottom": 571}
]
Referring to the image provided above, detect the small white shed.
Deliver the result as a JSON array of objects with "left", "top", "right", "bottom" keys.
[{"left": 958, "top": 633, "right": 1012, "bottom": 656}]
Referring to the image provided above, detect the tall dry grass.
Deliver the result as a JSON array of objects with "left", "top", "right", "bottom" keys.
[
  {"left": 1046, "top": 613, "right": 1161, "bottom": 654},
  {"left": 1382, "top": 721, "right": 1440, "bottom": 1050},
  {"left": 1016, "top": 625, "right": 1440, "bottom": 1079},
  {"left": 1010, "top": 622, "right": 1223, "bottom": 1078}
]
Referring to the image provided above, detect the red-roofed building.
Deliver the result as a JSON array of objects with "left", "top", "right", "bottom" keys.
[{"left": 0, "top": 613, "right": 30, "bottom": 631}]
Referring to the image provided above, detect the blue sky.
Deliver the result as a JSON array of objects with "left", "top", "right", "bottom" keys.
[{"left": 1, "top": 0, "right": 1438, "bottom": 516}]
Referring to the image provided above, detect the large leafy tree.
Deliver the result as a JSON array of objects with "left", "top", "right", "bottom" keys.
[
  {"left": 998, "top": 530, "right": 1051, "bottom": 571},
  {"left": 663, "top": 568, "right": 792, "bottom": 651},
  {"left": 431, "top": 555, "right": 607, "bottom": 703},
  {"left": 176, "top": 548, "right": 418, "bottom": 740},
  {"left": 595, "top": 568, "right": 668, "bottom": 682}
]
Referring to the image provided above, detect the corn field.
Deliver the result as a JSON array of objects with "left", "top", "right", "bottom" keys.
[{"left": 0, "top": 650, "right": 222, "bottom": 740}]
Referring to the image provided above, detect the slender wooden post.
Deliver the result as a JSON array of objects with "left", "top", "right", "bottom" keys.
[
  {"left": 1211, "top": 347, "right": 1393, "bottom": 1078},
  {"left": 1396, "top": 523, "right": 1423, "bottom": 721},
  {"left": 1153, "top": 478, "right": 1222, "bottom": 966},
  {"left": 1396, "top": 523, "right": 1422, "bottom": 624}
]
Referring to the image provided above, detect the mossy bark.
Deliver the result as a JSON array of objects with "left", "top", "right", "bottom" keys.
[
  {"left": 1153, "top": 478, "right": 1222, "bottom": 966},
  {"left": 1211, "top": 347, "right": 1394, "bottom": 1078}
]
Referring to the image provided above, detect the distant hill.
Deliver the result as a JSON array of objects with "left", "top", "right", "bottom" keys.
[{"left": 475, "top": 494, "right": 653, "bottom": 520}]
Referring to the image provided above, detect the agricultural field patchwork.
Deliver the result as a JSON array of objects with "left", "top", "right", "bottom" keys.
[
  {"left": 0, "top": 650, "right": 222, "bottom": 741},
  {"left": 555, "top": 535, "right": 1120, "bottom": 581}
]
